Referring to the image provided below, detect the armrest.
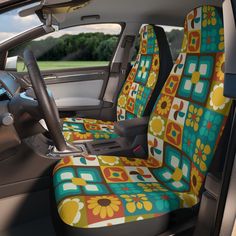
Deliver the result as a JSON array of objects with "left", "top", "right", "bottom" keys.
[{"left": 114, "top": 117, "right": 149, "bottom": 137}]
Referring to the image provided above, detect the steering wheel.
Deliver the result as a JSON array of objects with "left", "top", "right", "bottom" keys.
[{"left": 23, "top": 49, "right": 67, "bottom": 151}]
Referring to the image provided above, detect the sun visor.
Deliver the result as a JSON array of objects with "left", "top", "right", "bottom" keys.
[{"left": 19, "top": 0, "right": 90, "bottom": 24}]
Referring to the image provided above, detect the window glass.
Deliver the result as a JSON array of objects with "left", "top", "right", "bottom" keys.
[
  {"left": 163, "top": 25, "right": 184, "bottom": 61},
  {"left": 0, "top": 3, "right": 41, "bottom": 43},
  {"left": 8, "top": 24, "right": 122, "bottom": 71}
]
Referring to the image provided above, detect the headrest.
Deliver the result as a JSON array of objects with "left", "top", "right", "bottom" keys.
[
  {"left": 181, "top": 5, "right": 224, "bottom": 54},
  {"left": 139, "top": 25, "right": 159, "bottom": 55}
]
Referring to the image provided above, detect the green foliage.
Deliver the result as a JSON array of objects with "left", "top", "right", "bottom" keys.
[
  {"left": 9, "top": 32, "right": 119, "bottom": 62},
  {"left": 9, "top": 29, "right": 184, "bottom": 62}
]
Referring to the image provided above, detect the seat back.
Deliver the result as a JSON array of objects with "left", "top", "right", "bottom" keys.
[
  {"left": 117, "top": 25, "right": 171, "bottom": 121},
  {"left": 147, "top": 6, "right": 231, "bottom": 197}
]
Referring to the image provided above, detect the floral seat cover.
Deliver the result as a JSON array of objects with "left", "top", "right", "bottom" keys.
[{"left": 53, "top": 6, "right": 231, "bottom": 229}]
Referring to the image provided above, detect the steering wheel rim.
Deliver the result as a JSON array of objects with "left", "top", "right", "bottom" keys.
[{"left": 23, "top": 49, "right": 67, "bottom": 151}]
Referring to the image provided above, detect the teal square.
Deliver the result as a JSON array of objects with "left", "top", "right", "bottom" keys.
[
  {"left": 184, "top": 56, "right": 198, "bottom": 76},
  {"left": 63, "top": 122, "right": 86, "bottom": 133},
  {"left": 53, "top": 167, "right": 75, "bottom": 186},
  {"left": 178, "top": 77, "right": 192, "bottom": 99},
  {"left": 76, "top": 168, "right": 102, "bottom": 183},
  {"left": 199, "top": 109, "right": 224, "bottom": 146},
  {"left": 55, "top": 182, "right": 81, "bottom": 203},
  {"left": 165, "top": 146, "right": 181, "bottom": 168},
  {"left": 148, "top": 191, "right": 180, "bottom": 213},
  {"left": 191, "top": 80, "right": 210, "bottom": 103},
  {"left": 126, "top": 112, "right": 136, "bottom": 120},
  {"left": 198, "top": 56, "right": 214, "bottom": 79},
  {"left": 109, "top": 183, "right": 142, "bottom": 195},
  {"left": 147, "top": 38, "right": 158, "bottom": 54},
  {"left": 182, "top": 127, "right": 197, "bottom": 157},
  {"left": 151, "top": 145, "right": 191, "bottom": 192},
  {"left": 152, "top": 167, "right": 190, "bottom": 192},
  {"left": 82, "top": 183, "right": 109, "bottom": 195},
  {"left": 135, "top": 55, "right": 152, "bottom": 85}
]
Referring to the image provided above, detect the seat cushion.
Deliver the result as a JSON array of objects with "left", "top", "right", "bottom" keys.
[
  {"left": 53, "top": 155, "right": 198, "bottom": 229},
  {"left": 62, "top": 118, "right": 118, "bottom": 143}
]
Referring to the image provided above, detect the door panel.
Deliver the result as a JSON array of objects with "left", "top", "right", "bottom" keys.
[
  {"left": 47, "top": 79, "right": 104, "bottom": 109},
  {"left": 43, "top": 66, "right": 110, "bottom": 115}
]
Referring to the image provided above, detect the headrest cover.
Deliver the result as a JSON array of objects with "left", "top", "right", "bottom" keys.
[
  {"left": 139, "top": 25, "right": 159, "bottom": 54},
  {"left": 181, "top": 6, "right": 224, "bottom": 54}
]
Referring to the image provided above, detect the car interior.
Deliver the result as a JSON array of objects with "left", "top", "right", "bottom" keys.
[{"left": 0, "top": 0, "right": 235, "bottom": 236}]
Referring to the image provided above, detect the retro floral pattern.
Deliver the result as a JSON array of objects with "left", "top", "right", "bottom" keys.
[
  {"left": 63, "top": 117, "right": 118, "bottom": 143},
  {"left": 117, "top": 25, "right": 160, "bottom": 121},
  {"left": 53, "top": 6, "right": 232, "bottom": 230}
]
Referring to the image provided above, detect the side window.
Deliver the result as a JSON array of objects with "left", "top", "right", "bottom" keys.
[
  {"left": 164, "top": 26, "right": 184, "bottom": 61},
  {"left": 9, "top": 23, "right": 122, "bottom": 71}
]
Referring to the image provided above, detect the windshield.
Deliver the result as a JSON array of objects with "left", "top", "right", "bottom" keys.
[{"left": 0, "top": 3, "right": 42, "bottom": 43}]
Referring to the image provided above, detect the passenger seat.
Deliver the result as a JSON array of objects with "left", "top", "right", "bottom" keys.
[{"left": 62, "top": 24, "right": 173, "bottom": 143}]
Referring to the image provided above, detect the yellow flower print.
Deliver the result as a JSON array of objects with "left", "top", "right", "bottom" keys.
[
  {"left": 118, "top": 95, "right": 127, "bottom": 108},
  {"left": 83, "top": 118, "right": 98, "bottom": 124},
  {"left": 193, "top": 139, "right": 211, "bottom": 172},
  {"left": 63, "top": 131, "right": 72, "bottom": 141},
  {"left": 215, "top": 54, "right": 225, "bottom": 81},
  {"left": 178, "top": 192, "right": 198, "bottom": 208},
  {"left": 121, "top": 157, "right": 144, "bottom": 166},
  {"left": 98, "top": 156, "right": 120, "bottom": 166},
  {"left": 202, "top": 6, "right": 217, "bottom": 27},
  {"left": 149, "top": 116, "right": 165, "bottom": 136},
  {"left": 190, "top": 167, "right": 203, "bottom": 195},
  {"left": 58, "top": 198, "right": 84, "bottom": 226},
  {"left": 147, "top": 71, "right": 157, "bottom": 88},
  {"left": 156, "top": 96, "right": 172, "bottom": 116},
  {"left": 218, "top": 28, "right": 224, "bottom": 51},
  {"left": 147, "top": 25, "right": 155, "bottom": 38},
  {"left": 73, "top": 132, "right": 93, "bottom": 141},
  {"left": 137, "top": 183, "right": 168, "bottom": 192},
  {"left": 123, "top": 82, "right": 132, "bottom": 95},
  {"left": 152, "top": 55, "right": 159, "bottom": 71},
  {"left": 94, "top": 133, "right": 110, "bottom": 139},
  {"left": 181, "top": 32, "right": 188, "bottom": 53},
  {"left": 87, "top": 196, "right": 121, "bottom": 219},
  {"left": 210, "top": 84, "right": 230, "bottom": 111},
  {"left": 121, "top": 194, "right": 152, "bottom": 213},
  {"left": 186, "top": 105, "right": 203, "bottom": 131}
]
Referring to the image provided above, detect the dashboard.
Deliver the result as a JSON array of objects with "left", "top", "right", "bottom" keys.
[{"left": 0, "top": 71, "right": 21, "bottom": 100}]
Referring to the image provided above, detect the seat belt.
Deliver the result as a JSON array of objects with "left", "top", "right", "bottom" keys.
[
  {"left": 116, "top": 35, "right": 135, "bottom": 97},
  {"left": 120, "top": 35, "right": 135, "bottom": 76}
]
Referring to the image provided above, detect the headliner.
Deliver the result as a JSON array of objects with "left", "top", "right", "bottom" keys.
[{"left": 56, "top": 0, "right": 222, "bottom": 29}]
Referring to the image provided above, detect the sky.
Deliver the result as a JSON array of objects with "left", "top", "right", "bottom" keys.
[{"left": 0, "top": 5, "right": 182, "bottom": 42}]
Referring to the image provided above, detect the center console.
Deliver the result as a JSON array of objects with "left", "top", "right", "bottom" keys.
[
  {"left": 85, "top": 117, "right": 149, "bottom": 158},
  {"left": 26, "top": 117, "right": 150, "bottom": 160}
]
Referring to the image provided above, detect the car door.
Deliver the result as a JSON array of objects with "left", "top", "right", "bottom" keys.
[{"left": 10, "top": 23, "right": 123, "bottom": 119}]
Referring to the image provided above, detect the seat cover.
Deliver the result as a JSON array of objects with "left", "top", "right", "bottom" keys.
[
  {"left": 116, "top": 25, "right": 160, "bottom": 121},
  {"left": 63, "top": 118, "right": 117, "bottom": 143},
  {"left": 52, "top": 6, "right": 231, "bottom": 235},
  {"left": 62, "top": 24, "right": 168, "bottom": 143}
]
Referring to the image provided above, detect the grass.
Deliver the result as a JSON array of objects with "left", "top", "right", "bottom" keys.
[{"left": 17, "top": 61, "right": 109, "bottom": 72}]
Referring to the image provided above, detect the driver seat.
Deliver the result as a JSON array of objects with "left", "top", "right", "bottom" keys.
[
  {"left": 52, "top": 6, "right": 231, "bottom": 236},
  {"left": 62, "top": 24, "right": 172, "bottom": 143}
]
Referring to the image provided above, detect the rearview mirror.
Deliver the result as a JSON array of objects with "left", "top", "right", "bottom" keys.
[{"left": 5, "top": 56, "right": 26, "bottom": 72}]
